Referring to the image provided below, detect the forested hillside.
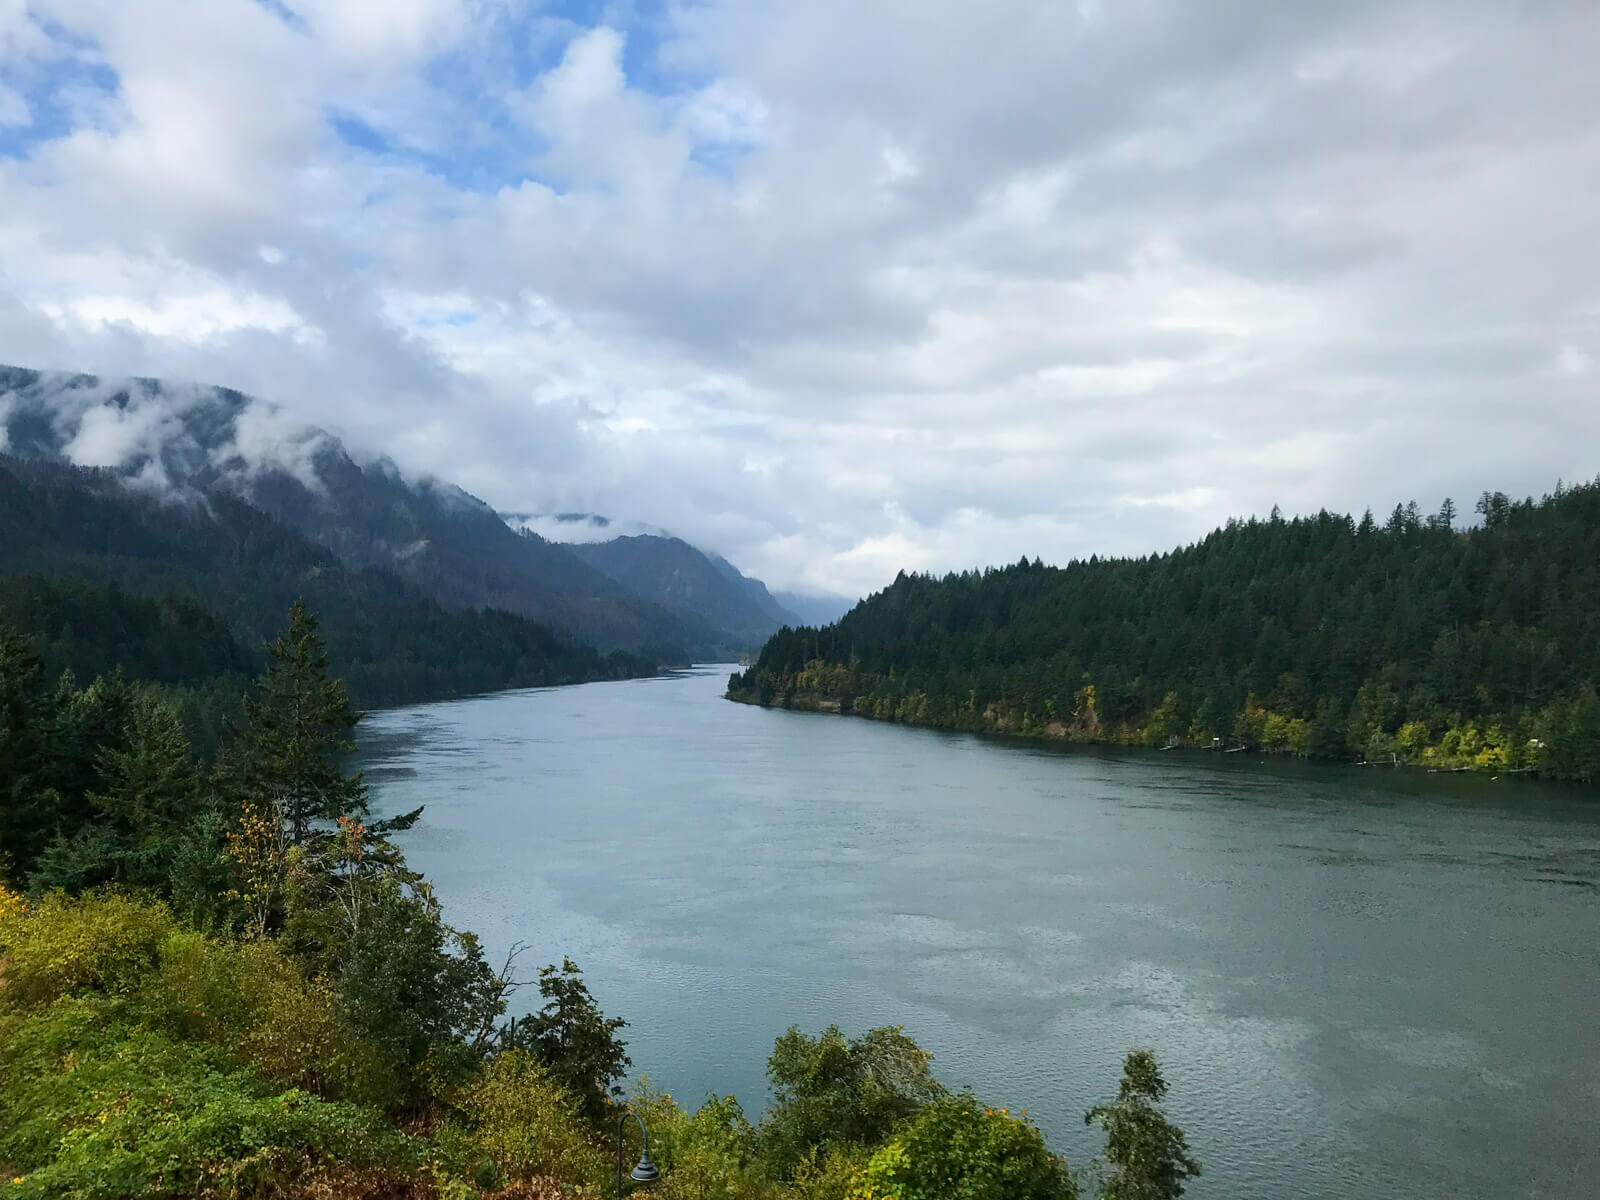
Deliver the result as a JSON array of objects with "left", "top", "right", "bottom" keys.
[
  {"left": 732, "top": 482, "right": 1600, "bottom": 781},
  {"left": 566, "top": 534, "right": 799, "bottom": 651},
  {"left": 0, "top": 365, "right": 705, "bottom": 657},
  {"left": 0, "top": 456, "right": 653, "bottom": 729}
]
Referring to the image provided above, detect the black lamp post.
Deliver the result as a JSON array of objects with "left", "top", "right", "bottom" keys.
[{"left": 617, "top": 1110, "right": 659, "bottom": 1198}]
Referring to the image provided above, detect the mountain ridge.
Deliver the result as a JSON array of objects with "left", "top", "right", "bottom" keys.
[
  {"left": 0, "top": 453, "right": 655, "bottom": 718},
  {"left": 564, "top": 533, "right": 801, "bottom": 650},
  {"left": 0, "top": 365, "right": 740, "bottom": 657}
]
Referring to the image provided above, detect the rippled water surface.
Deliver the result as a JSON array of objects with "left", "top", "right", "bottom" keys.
[{"left": 359, "top": 667, "right": 1600, "bottom": 1200}]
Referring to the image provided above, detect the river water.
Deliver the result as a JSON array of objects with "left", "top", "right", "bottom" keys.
[{"left": 358, "top": 666, "right": 1600, "bottom": 1200}]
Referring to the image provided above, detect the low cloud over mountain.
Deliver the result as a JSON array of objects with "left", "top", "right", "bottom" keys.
[{"left": 1, "top": 364, "right": 809, "bottom": 654}]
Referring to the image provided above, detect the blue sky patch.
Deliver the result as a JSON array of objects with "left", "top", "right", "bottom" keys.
[
  {"left": 249, "top": 0, "right": 309, "bottom": 34},
  {"left": 0, "top": 57, "right": 119, "bottom": 160},
  {"left": 327, "top": 106, "right": 560, "bottom": 197},
  {"left": 330, "top": 113, "right": 392, "bottom": 155}
]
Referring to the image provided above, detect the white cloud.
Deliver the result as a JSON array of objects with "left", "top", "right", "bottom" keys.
[
  {"left": 220, "top": 403, "right": 334, "bottom": 492},
  {"left": 1, "top": 0, "right": 1599, "bottom": 599},
  {"left": 296, "top": 0, "right": 469, "bottom": 65},
  {"left": 538, "top": 26, "right": 625, "bottom": 115},
  {"left": 680, "top": 79, "right": 768, "bottom": 146},
  {"left": 1554, "top": 343, "right": 1593, "bottom": 377},
  {"left": 60, "top": 384, "right": 180, "bottom": 471},
  {"left": 42, "top": 289, "right": 317, "bottom": 344},
  {"left": 0, "top": 0, "right": 53, "bottom": 59},
  {"left": 507, "top": 512, "right": 668, "bottom": 543}
]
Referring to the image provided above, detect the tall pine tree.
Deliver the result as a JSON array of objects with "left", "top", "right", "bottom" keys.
[
  {"left": 31, "top": 691, "right": 203, "bottom": 892},
  {"left": 219, "top": 600, "right": 370, "bottom": 846}
]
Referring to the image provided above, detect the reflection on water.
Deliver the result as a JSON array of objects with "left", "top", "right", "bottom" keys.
[{"left": 359, "top": 667, "right": 1600, "bottom": 1200}]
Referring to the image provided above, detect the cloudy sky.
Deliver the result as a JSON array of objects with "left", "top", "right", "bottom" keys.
[{"left": 1, "top": 1, "right": 1597, "bottom": 598}]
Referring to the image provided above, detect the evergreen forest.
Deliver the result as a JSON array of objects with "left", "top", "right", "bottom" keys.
[
  {"left": 731, "top": 481, "right": 1600, "bottom": 781},
  {"left": 0, "top": 455, "right": 655, "bottom": 749}
]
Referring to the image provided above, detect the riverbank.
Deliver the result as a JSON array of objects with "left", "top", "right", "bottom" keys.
[{"left": 725, "top": 682, "right": 1575, "bottom": 784}]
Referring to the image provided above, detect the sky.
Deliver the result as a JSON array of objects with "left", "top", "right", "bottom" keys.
[{"left": 1, "top": 0, "right": 1597, "bottom": 599}]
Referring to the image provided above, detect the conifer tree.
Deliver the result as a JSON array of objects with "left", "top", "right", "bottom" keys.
[
  {"left": 217, "top": 602, "right": 423, "bottom": 938},
  {"left": 0, "top": 626, "right": 53, "bottom": 877},
  {"left": 93, "top": 694, "right": 201, "bottom": 871},
  {"left": 32, "top": 692, "right": 203, "bottom": 892},
  {"left": 219, "top": 599, "right": 370, "bottom": 847}
]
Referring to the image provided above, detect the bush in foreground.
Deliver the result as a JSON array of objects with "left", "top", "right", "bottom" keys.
[{"left": 866, "top": 1094, "right": 1077, "bottom": 1200}]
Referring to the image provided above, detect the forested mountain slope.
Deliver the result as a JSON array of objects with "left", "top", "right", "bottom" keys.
[
  {"left": 0, "top": 365, "right": 699, "bottom": 656},
  {"left": 731, "top": 484, "right": 1600, "bottom": 780},
  {"left": 0, "top": 456, "right": 653, "bottom": 717},
  {"left": 567, "top": 534, "right": 800, "bottom": 650},
  {"left": 708, "top": 552, "right": 804, "bottom": 626}
]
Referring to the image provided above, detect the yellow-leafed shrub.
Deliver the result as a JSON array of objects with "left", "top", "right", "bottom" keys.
[
  {"left": 0, "top": 889, "right": 175, "bottom": 1008},
  {"left": 138, "top": 930, "right": 392, "bottom": 1104},
  {"left": 444, "top": 1050, "right": 608, "bottom": 1192}
]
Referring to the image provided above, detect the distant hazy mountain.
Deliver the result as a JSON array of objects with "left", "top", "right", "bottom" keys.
[
  {"left": 565, "top": 534, "right": 799, "bottom": 650},
  {"left": 505, "top": 513, "right": 821, "bottom": 649},
  {"left": 771, "top": 590, "right": 857, "bottom": 628},
  {"left": 706, "top": 554, "right": 801, "bottom": 626},
  {"left": 0, "top": 365, "right": 699, "bottom": 657}
]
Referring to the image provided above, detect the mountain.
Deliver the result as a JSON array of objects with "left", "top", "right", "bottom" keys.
[
  {"left": 565, "top": 534, "right": 799, "bottom": 651},
  {"left": 731, "top": 483, "right": 1600, "bottom": 782},
  {"left": 0, "top": 365, "right": 700, "bottom": 658},
  {"left": 706, "top": 554, "right": 803, "bottom": 626},
  {"left": 0, "top": 455, "right": 654, "bottom": 718},
  {"left": 505, "top": 510, "right": 812, "bottom": 650}
]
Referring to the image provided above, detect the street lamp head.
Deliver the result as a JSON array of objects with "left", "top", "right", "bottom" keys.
[
  {"left": 619, "top": 1110, "right": 660, "bottom": 1194},
  {"left": 629, "top": 1144, "right": 660, "bottom": 1183}
]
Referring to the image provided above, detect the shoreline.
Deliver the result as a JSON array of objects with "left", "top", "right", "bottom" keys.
[{"left": 726, "top": 687, "right": 1583, "bottom": 789}]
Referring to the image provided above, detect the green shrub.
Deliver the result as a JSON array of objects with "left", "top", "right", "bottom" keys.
[
  {"left": 0, "top": 890, "right": 175, "bottom": 1008},
  {"left": 442, "top": 1049, "right": 608, "bottom": 1192},
  {"left": 786, "top": 1142, "right": 873, "bottom": 1200},
  {"left": 760, "top": 1025, "right": 943, "bottom": 1178},
  {"left": 865, "top": 1093, "right": 1076, "bottom": 1200},
  {"left": 0, "top": 891, "right": 392, "bottom": 1108},
  {"left": 137, "top": 930, "right": 392, "bottom": 1104},
  {"left": 630, "top": 1080, "right": 770, "bottom": 1200},
  {"left": 0, "top": 995, "right": 114, "bottom": 1166},
  {"left": 0, "top": 1002, "right": 410, "bottom": 1199}
]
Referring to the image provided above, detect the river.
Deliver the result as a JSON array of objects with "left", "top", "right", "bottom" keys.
[{"left": 358, "top": 666, "right": 1600, "bottom": 1200}]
